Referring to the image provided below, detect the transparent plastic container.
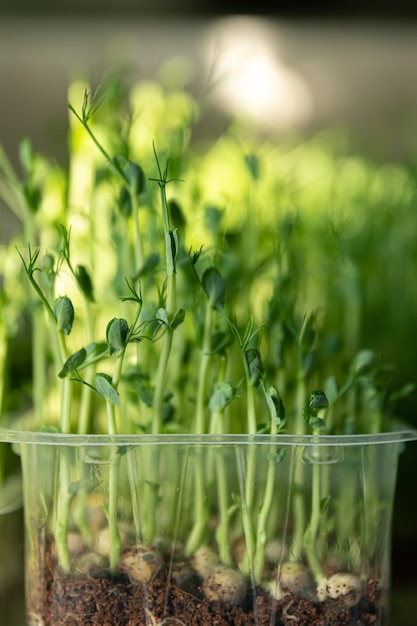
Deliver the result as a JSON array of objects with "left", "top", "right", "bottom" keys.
[
  {"left": 0, "top": 445, "right": 25, "bottom": 626},
  {"left": 1, "top": 426, "right": 416, "bottom": 626}
]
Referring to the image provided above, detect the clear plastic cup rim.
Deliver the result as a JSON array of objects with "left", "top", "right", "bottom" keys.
[{"left": 0, "top": 424, "right": 416, "bottom": 447}]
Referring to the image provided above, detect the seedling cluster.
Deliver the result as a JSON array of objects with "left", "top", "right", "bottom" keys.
[{"left": 0, "top": 71, "right": 416, "bottom": 624}]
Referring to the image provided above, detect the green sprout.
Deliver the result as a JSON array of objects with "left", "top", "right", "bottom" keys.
[
  {"left": 0, "top": 71, "right": 416, "bottom": 621},
  {"left": 303, "top": 389, "right": 329, "bottom": 598}
]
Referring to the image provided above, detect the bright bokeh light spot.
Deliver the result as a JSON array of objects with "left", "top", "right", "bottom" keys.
[{"left": 204, "top": 18, "right": 313, "bottom": 128}]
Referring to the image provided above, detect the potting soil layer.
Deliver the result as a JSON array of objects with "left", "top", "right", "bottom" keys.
[{"left": 28, "top": 547, "right": 382, "bottom": 626}]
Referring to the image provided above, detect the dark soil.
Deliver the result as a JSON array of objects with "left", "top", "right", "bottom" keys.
[{"left": 28, "top": 544, "right": 382, "bottom": 626}]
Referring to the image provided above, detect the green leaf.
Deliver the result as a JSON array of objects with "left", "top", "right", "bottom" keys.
[
  {"left": 19, "top": 137, "right": 35, "bottom": 174},
  {"left": 209, "top": 382, "right": 236, "bottom": 413},
  {"left": 124, "top": 161, "right": 146, "bottom": 195},
  {"left": 111, "top": 154, "right": 128, "bottom": 179},
  {"left": 94, "top": 373, "right": 120, "bottom": 405},
  {"left": 210, "top": 330, "right": 233, "bottom": 355},
  {"left": 59, "top": 347, "right": 87, "bottom": 378},
  {"left": 86, "top": 341, "right": 108, "bottom": 358},
  {"left": 22, "top": 179, "right": 41, "bottom": 213},
  {"left": 244, "top": 153, "right": 260, "bottom": 180},
  {"left": 156, "top": 307, "right": 169, "bottom": 326},
  {"left": 202, "top": 267, "right": 225, "bottom": 311},
  {"left": 162, "top": 392, "right": 175, "bottom": 424},
  {"left": 42, "top": 252, "right": 55, "bottom": 274},
  {"left": 352, "top": 349, "right": 376, "bottom": 376},
  {"left": 75, "top": 265, "right": 95, "bottom": 302},
  {"left": 324, "top": 376, "right": 338, "bottom": 405},
  {"left": 54, "top": 295, "right": 74, "bottom": 335},
  {"left": 118, "top": 186, "right": 132, "bottom": 216},
  {"left": 303, "top": 409, "right": 325, "bottom": 430},
  {"left": 320, "top": 495, "right": 331, "bottom": 514},
  {"left": 264, "top": 385, "right": 286, "bottom": 428},
  {"left": 120, "top": 278, "right": 142, "bottom": 305},
  {"left": 81, "top": 87, "right": 89, "bottom": 120},
  {"left": 41, "top": 253, "right": 56, "bottom": 291},
  {"left": 388, "top": 382, "right": 416, "bottom": 404},
  {"left": 245, "top": 348, "right": 263, "bottom": 386},
  {"left": 136, "top": 253, "right": 161, "bottom": 278},
  {"left": 205, "top": 206, "right": 222, "bottom": 233},
  {"left": 169, "top": 198, "right": 185, "bottom": 228},
  {"left": 165, "top": 229, "right": 178, "bottom": 276},
  {"left": 171, "top": 308, "right": 185, "bottom": 330},
  {"left": 299, "top": 312, "right": 316, "bottom": 351},
  {"left": 189, "top": 245, "right": 203, "bottom": 266},
  {"left": 106, "top": 318, "right": 129, "bottom": 357},
  {"left": 309, "top": 390, "right": 329, "bottom": 411},
  {"left": 58, "top": 342, "right": 107, "bottom": 377},
  {"left": 139, "top": 383, "right": 154, "bottom": 407}
]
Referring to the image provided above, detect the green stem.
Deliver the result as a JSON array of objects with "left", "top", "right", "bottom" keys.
[
  {"left": 253, "top": 453, "right": 276, "bottom": 582},
  {"left": 236, "top": 446, "right": 256, "bottom": 581},
  {"left": 55, "top": 452, "right": 72, "bottom": 572},
  {"left": 108, "top": 452, "right": 121, "bottom": 572},
  {"left": 242, "top": 360, "right": 257, "bottom": 508},
  {"left": 237, "top": 377, "right": 257, "bottom": 576},
  {"left": 207, "top": 358, "right": 234, "bottom": 565},
  {"left": 54, "top": 329, "right": 74, "bottom": 571},
  {"left": 104, "top": 353, "right": 125, "bottom": 570},
  {"left": 57, "top": 332, "right": 71, "bottom": 433},
  {"left": 303, "top": 459, "right": 326, "bottom": 591},
  {"left": 230, "top": 330, "right": 259, "bottom": 574},
  {"left": 208, "top": 358, "right": 233, "bottom": 563},
  {"left": 185, "top": 304, "right": 216, "bottom": 554},
  {"left": 131, "top": 187, "right": 144, "bottom": 272},
  {"left": 195, "top": 304, "right": 213, "bottom": 434},
  {"left": 152, "top": 317, "right": 174, "bottom": 433},
  {"left": 253, "top": 381, "right": 280, "bottom": 582},
  {"left": 104, "top": 304, "right": 143, "bottom": 567},
  {"left": 214, "top": 454, "right": 232, "bottom": 565},
  {"left": 303, "top": 402, "right": 329, "bottom": 597},
  {"left": 152, "top": 182, "right": 176, "bottom": 434},
  {"left": 32, "top": 306, "right": 46, "bottom": 426},
  {"left": 78, "top": 301, "right": 95, "bottom": 434},
  {"left": 68, "top": 106, "right": 127, "bottom": 182},
  {"left": 290, "top": 364, "right": 307, "bottom": 561},
  {"left": 184, "top": 462, "right": 209, "bottom": 556}
]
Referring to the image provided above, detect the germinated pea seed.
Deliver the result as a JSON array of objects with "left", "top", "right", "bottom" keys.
[
  {"left": 119, "top": 548, "right": 163, "bottom": 584},
  {"left": 327, "top": 572, "right": 362, "bottom": 607},
  {"left": 191, "top": 546, "right": 221, "bottom": 578},
  {"left": 203, "top": 565, "right": 246, "bottom": 603},
  {"left": 278, "top": 562, "right": 309, "bottom": 593}
]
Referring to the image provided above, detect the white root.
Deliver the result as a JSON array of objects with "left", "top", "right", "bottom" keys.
[{"left": 283, "top": 598, "right": 300, "bottom": 622}]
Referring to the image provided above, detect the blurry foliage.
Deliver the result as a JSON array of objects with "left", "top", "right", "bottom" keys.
[{"left": 0, "top": 67, "right": 416, "bottom": 440}]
